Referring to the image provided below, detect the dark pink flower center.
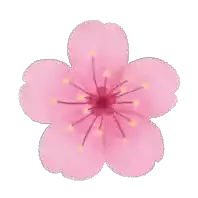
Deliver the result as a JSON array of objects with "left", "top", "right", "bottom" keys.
[{"left": 86, "top": 87, "right": 116, "bottom": 116}]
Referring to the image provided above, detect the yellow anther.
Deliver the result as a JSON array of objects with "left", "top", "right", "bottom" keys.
[
  {"left": 103, "top": 70, "right": 110, "bottom": 78},
  {"left": 142, "top": 83, "right": 149, "bottom": 89},
  {"left": 62, "top": 77, "right": 69, "bottom": 84},
  {"left": 123, "top": 137, "right": 128, "bottom": 144},
  {"left": 83, "top": 108, "right": 89, "bottom": 114},
  {"left": 50, "top": 98, "right": 57, "bottom": 104},
  {"left": 77, "top": 145, "right": 83, "bottom": 152},
  {"left": 133, "top": 99, "right": 140, "bottom": 106},
  {"left": 89, "top": 50, "right": 95, "bottom": 56},
  {"left": 121, "top": 87, "right": 127, "bottom": 94},
  {"left": 65, "top": 124, "right": 73, "bottom": 131},
  {"left": 77, "top": 94, "right": 85, "bottom": 101},
  {"left": 129, "top": 120, "right": 137, "bottom": 127},
  {"left": 97, "top": 129, "right": 103, "bottom": 137}
]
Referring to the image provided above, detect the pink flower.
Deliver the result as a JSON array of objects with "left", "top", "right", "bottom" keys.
[{"left": 20, "top": 21, "right": 179, "bottom": 180}]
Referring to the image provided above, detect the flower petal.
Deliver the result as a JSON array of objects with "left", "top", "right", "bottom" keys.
[
  {"left": 120, "top": 58, "right": 179, "bottom": 118},
  {"left": 68, "top": 20, "right": 128, "bottom": 71},
  {"left": 20, "top": 59, "right": 82, "bottom": 123},
  {"left": 126, "top": 58, "right": 180, "bottom": 93},
  {"left": 39, "top": 115, "right": 105, "bottom": 180},
  {"left": 116, "top": 89, "right": 177, "bottom": 119},
  {"left": 104, "top": 115, "right": 163, "bottom": 177}
]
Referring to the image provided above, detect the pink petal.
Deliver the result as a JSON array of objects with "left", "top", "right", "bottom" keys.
[
  {"left": 20, "top": 59, "right": 82, "bottom": 123},
  {"left": 120, "top": 58, "right": 179, "bottom": 118},
  {"left": 39, "top": 115, "right": 105, "bottom": 180},
  {"left": 104, "top": 115, "right": 163, "bottom": 177},
  {"left": 68, "top": 20, "right": 128, "bottom": 72},
  {"left": 126, "top": 58, "right": 180, "bottom": 93}
]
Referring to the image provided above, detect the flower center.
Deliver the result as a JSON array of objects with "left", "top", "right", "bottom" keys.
[
  {"left": 56, "top": 54, "right": 145, "bottom": 148},
  {"left": 96, "top": 95, "right": 109, "bottom": 109},
  {"left": 87, "top": 87, "right": 116, "bottom": 116}
]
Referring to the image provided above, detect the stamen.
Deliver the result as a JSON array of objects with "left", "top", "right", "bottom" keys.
[
  {"left": 123, "top": 137, "right": 128, "bottom": 144},
  {"left": 108, "top": 80, "right": 128, "bottom": 94},
  {"left": 141, "top": 83, "right": 149, "bottom": 89},
  {"left": 112, "top": 109, "right": 131, "bottom": 122},
  {"left": 91, "top": 56, "right": 99, "bottom": 94},
  {"left": 64, "top": 124, "right": 73, "bottom": 131},
  {"left": 99, "top": 115, "right": 103, "bottom": 130},
  {"left": 57, "top": 101, "right": 88, "bottom": 105},
  {"left": 113, "top": 109, "right": 137, "bottom": 127},
  {"left": 69, "top": 82, "right": 93, "bottom": 96},
  {"left": 103, "top": 70, "right": 110, "bottom": 78},
  {"left": 50, "top": 98, "right": 57, "bottom": 104},
  {"left": 94, "top": 114, "right": 103, "bottom": 137},
  {"left": 116, "top": 86, "right": 143, "bottom": 98},
  {"left": 109, "top": 91, "right": 120, "bottom": 99},
  {"left": 113, "top": 91, "right": 120, "bottom": 95},
  {"left": 119, "top": 109, "right": 145, "bottom": 119},
  {"left": 114, "top": 100, "right": 140, "bottom": 106},
  {"left": 72, "top": 112, "right": 93, "bottom": 127},
  {"left": 82, "top": 116, "right": 98, "bottom": 146},
  {"left": 120, "top": 87, "right": 127, "bottom": 94},
  {"left": 115, "top": 101, "right": 133, "bottom": 104},
  {"left": 112, "top": 113, "right": 126, "bottom": 138},
  {"left": 89, "top": 50, "right": 95, "bottom": 56},
  {"left": 97, "top": 129, "right": 103, "bottom": 137},
  {"left": 83, "top": 107, "right": 89, "bottom": 114},
  {"left": 77, "top": 94, "right": 86, "bottom": 101},
  {"left": 132, "top": 99, "right": 140, "bottom": 106},
  {"left": 77, "top": 145, "right": 83, "bottom": 152},
  {"left": 84, "top": 95, "right": 97, "bottom": 100},
  {"left": 103, "top": 71, "right": 109, "bottom": 93},
  {"left": 104, "top": 77, "right": 107, "bottom": 90},
  {"left": 62, "top": 77, "right": 69, "bottom": 84},
  {"left": 129, "top": 120, "right": 137, "bottom": 126},
  {"left": 88, "top": 106, "right": 96, "bottom": 111}
]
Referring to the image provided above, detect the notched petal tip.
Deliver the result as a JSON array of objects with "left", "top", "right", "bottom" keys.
[
  {"left": 105, "top": 118, "right": 164, "bottom": 177},
  {"left": 68, "top": 20, "right": 129, "bottom": 69},
  {"left": 131, "top": 57, "right": 180, "bottom": 93},
  {"left": 39, "top": 124, "right": 105, "bottom": 180}
]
